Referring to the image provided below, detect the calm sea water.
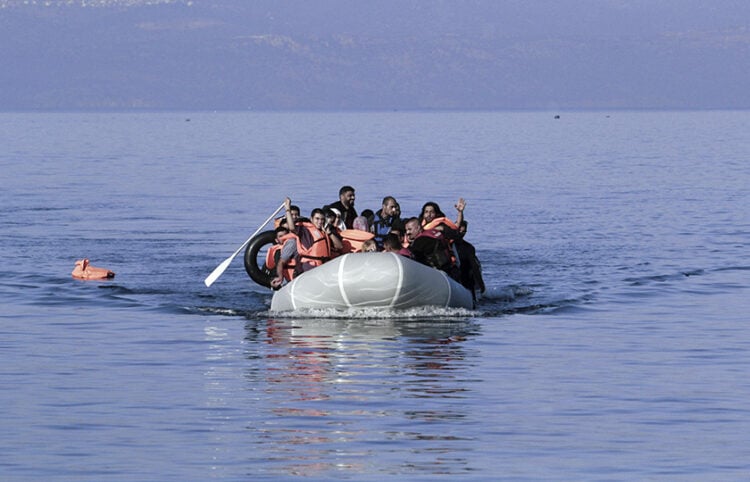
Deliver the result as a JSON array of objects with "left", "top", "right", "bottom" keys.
[{"left": 1, "top": 111, "right": 749, "bottom": 481}]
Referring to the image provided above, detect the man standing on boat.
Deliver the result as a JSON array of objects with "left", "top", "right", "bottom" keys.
[{"left": 325, "top": 185, "right": 357, "bottom": 229}]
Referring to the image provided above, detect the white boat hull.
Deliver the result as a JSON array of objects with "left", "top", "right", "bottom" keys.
[{"left": 270, "top": 252, "right": 474, "bottom": 312}]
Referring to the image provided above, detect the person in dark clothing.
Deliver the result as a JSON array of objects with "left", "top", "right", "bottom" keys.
[
  {"left": 403, "top": 217, "right": 460, "bottom": 281},
  {"left": 325, "top": 185, "right": 357, "bottom": 229},
  {"left": 454, "top": 221, "right": 486, "bottom": 299},
  {"left": 371, "top": 195, "right": 404, "bottom": 247}
]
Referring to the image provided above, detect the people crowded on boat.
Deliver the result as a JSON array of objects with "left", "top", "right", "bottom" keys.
[
  {"left": 403, "top": 217, "right": 461, "bottom": 282},
  {"left": 412, "top": 198, "right": 484, "bottom": 298},
  {"left": 269, "top": 198, "right": 343, "bottom": 289},
  {"left": 266, "top": 186, "right": 483, "bottom": 296}
]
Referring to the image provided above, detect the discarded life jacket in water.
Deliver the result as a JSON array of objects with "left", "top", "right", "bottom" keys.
[{"left": 72, "top": 259, "right": 115, "bottom": 280}]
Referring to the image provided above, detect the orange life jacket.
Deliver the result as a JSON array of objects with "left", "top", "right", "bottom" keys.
[
  {"left": 339, "top": 229, "right": 375, "bottom": 254},
  {"left": 265, "top": 222, "right": 332, "bottom": 280},
  {"left": 422, "top": 216, "right": 459, "bottom": 232},
  {"left": 71, "top": 259, "right": 115, "bottom": 280},
  {"left": 410, "top": 229, "right": 456, "bottom": 272},
  {"left": 264, "top": 243, "right": 297, "bottom": 281},
  {"left": 420, "top": 217, "right": 460, "bottom": 265}
]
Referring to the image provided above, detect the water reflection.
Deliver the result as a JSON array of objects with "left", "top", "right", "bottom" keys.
[{"left": 242, "top": 317, "right": 481, "bottom": 478}]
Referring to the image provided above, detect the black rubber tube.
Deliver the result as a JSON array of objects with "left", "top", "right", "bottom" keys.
[{"left": 243, "top": 230, "right": 277, "bottom": 288}]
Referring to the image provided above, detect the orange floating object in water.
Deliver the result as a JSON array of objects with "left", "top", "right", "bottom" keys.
[{"left": 72, "top": 259, "right": 115, "bottom": 280}]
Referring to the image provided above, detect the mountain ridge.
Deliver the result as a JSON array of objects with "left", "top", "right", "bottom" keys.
[{"left": 2, "top": 1, "right": 749, "bottom": 110}]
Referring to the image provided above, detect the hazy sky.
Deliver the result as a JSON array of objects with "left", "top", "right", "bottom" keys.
[{"left": 2, "top": 0, "right": 749, "bottom": 110}]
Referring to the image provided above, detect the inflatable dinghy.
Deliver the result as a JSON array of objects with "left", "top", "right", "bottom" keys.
[{"left": 270, "top": 252, "right": 473, "bottom": 312}]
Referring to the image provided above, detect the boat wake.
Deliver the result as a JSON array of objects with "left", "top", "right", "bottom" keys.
[
  {"left": 480, "top": 284, "right": 533, "bottom": 302},
  {"left": 265, "top": 305, "right": 477, "bottom": 320}
]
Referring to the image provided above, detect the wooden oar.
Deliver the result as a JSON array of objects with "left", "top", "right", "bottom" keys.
[{"left": 204, "top": 202, "right": 285, "bottom": 287}]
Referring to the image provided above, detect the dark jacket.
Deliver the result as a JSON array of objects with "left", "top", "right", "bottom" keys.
[
  {"left": 326, "top": 201, "right": 357, "bottom": 229},
  {"left": 409, "top": 229, "right": 459, "bottom": 281}
]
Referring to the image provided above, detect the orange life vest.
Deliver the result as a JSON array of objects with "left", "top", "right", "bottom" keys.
[
  {"left": 71, "top": 259, "right": 115, "bottom": 280},
  {"left": 264, "top": 243, "right": 297, "bottom": 281},
  {"left": 421, "top": 217, "right": 460, "bottom": 265},
  {"left": 422, "top": 216, "right": 459, "bottom": 232},
  {"left": 339, "top": 229, "right": 375, "bottom": 254},
  {"left": 410, "top": 229, "right": 455, "bottom": 271},
  {"left": 265, "top": 222, "right": 332, "bottom": 280}
]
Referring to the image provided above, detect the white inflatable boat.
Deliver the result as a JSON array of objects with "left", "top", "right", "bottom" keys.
[{"left": 270, "top": 252, "right": 474, "bottom": 312}]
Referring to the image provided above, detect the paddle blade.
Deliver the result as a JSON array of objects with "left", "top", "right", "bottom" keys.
[
  {"left": 204, "top": 257, "right": 232, "bottom": 287},
  {"left": 204, "top": 202, "right": 285, "bottom": 288}
]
